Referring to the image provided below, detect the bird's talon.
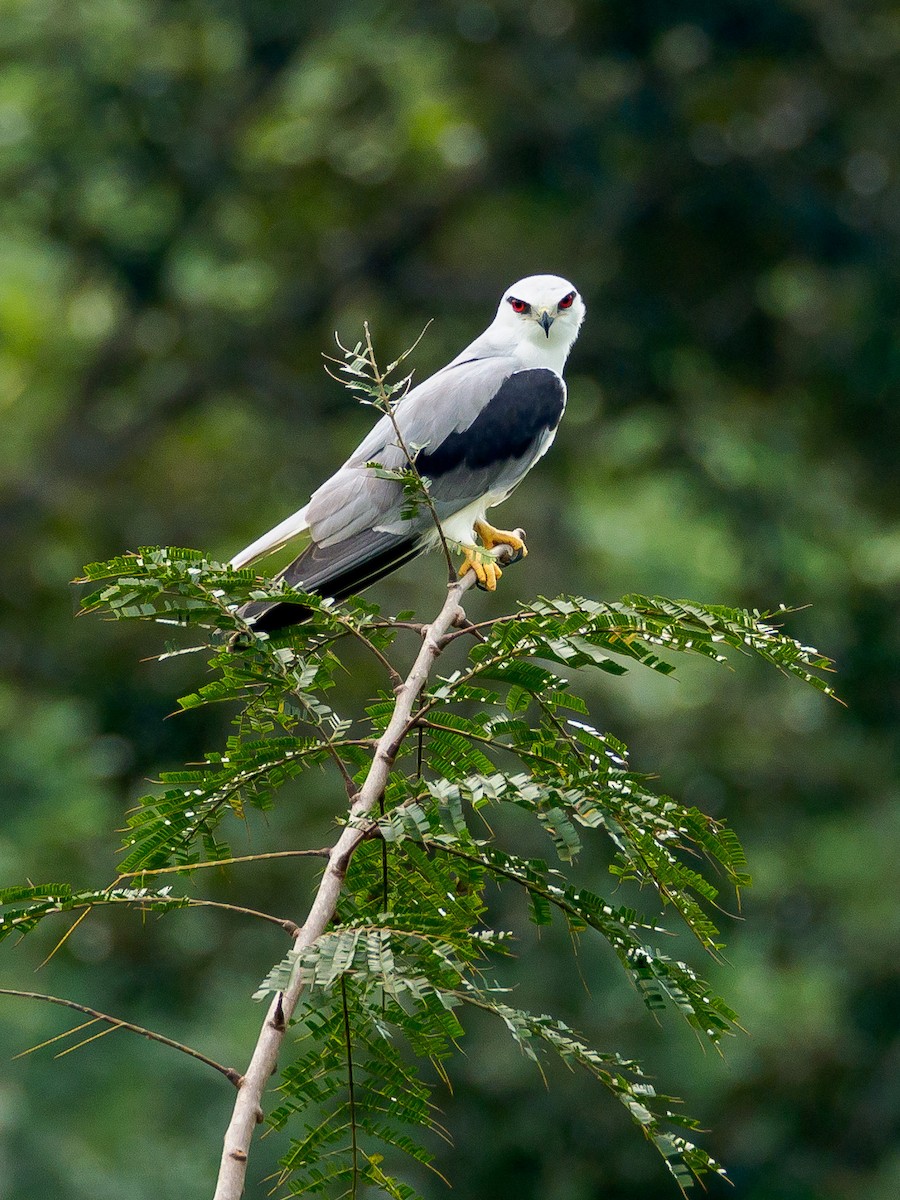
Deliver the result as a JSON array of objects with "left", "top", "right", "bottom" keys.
[
  {"left": 458, "top": 546, "right": 502, "bottom": 591},
  {"left": 476, "top": 563, "right": 502, "bottom": 591},
  {"left": 474, "top": 520, "right": 528, "bottom": 563}
]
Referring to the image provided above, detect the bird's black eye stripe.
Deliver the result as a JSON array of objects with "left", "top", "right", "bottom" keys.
[
  {"left": 557, "top": 291, "right": 576, "bottom": 310},
  {"left": 508, "top": 296, "right": 531, "bottom": 314}
]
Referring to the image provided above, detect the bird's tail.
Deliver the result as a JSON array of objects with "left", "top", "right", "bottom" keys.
[
  {"left": 230, "top": 503, "right": 310, "bottom": 570},
  {"left": 238, "top": 528, "right": 427, "bottom": 634}
]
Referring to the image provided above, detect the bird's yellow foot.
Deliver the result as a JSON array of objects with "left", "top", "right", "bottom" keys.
[
  {"left": 475, "top": 520, "right": 528, "bottom": 565},
  {"left": 458, "top": 544, "right": 503, "bottom": 591}
]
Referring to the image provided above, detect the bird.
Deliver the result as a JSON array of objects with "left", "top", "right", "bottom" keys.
[{"left": 230, "top": 274, "right": 586, "bottom": 632}]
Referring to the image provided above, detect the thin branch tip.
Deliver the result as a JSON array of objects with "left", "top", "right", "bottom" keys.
[{"left": 0, "top": 988, "right": 235, "bottom": 1083}]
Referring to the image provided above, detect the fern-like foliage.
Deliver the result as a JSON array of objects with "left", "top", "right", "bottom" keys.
[
  {"left": 0, "top": 883, "right": 191, "bottom": 941},
  {"left": 36, "top": 540, "right": 835, "bottom": 1196}
]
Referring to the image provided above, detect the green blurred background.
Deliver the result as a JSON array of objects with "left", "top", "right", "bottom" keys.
[{"left": 1, "top": 1, "right": 897, "bottom": 1197}]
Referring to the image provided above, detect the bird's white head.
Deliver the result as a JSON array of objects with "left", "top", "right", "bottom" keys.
[{"left": 489, "top": 273, "right": 585, "bottom": 370}]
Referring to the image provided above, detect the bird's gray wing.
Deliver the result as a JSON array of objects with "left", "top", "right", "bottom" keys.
[
  {"left": 305, "top": 355, "right": 524, "bottom": 547},
  {"left": 239, "top": 362, "right": 566, "bottom": 630},
  {"left": 372, "top": 365, "right": 567, "bottom": 534}
]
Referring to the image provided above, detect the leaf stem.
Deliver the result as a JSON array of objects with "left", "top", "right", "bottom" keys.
[{"left": 340, "top": 977, "right": 359, "bottom": 1199}]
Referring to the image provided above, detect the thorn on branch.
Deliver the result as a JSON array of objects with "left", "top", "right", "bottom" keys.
[{"left": 272, "top": 994, "right": 285, "bottom": 1033}]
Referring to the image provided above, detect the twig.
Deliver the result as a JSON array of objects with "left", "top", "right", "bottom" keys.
[
  {"left": 0, "top": 989, "right": 242, "bottom": 1086},
  {"left": 185, "top": 898, "right": 300, "bottom": 935},
  {"left": 212, "top": 569, "right": 480, "bottom": 1200},
  {"left": 311, "top": 725, "right": 359, "bottom": 802},
  {"left": 334, "top": 616, "right": 403, "bottom": 689},
  {"left": 369, "top": 620, "right": 426, "bottom": 635},
  {"left": 116, "top": 849, "right": 332, "bottom": 880},
  {"left": 361, "top": 321, "right": 457, "bottom": 580},
  {"left": 413, "top": 717, "right": 562, "bottom": 770},
  {"left": 442, "top": 609, "right": 541, "bottom": 643},
  {"left": 285, "top": 687, "right": 359, "bottom": 803}
]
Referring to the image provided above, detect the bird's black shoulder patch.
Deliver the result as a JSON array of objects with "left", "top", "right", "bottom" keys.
[{"left": 416, "top": 368, "right": 565, "bottom": 477}]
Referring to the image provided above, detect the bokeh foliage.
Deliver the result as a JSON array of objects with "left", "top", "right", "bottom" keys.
[{"left": 0, "top": 2, "right": 897, "bottom": 1198}]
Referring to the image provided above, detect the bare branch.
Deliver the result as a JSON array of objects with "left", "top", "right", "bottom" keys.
[
  {"left": 0, "top": 988, "right": 242, "bottom": 1086},
  {"left": 185, "top": 898, "right": 301, "bottom": 935}
]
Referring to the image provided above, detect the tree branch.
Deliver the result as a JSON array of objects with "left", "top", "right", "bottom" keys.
[
  {"left": 212, "top": 569, "right": 479, "bottom": 1200},
  {"left": 0, "top": 989, "right": 241, "bottom": 1085}
]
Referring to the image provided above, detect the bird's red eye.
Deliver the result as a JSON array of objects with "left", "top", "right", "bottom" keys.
[
  {"left": 558, "top": 291, "right": 576, "bottom": 310},
  {"left": 508, "top": 297, "right": 530, "bottom": 314}
]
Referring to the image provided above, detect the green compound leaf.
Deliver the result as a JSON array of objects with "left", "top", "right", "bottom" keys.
[{"left": 73, "top": 546, "right": 836, "bottom": 1195}]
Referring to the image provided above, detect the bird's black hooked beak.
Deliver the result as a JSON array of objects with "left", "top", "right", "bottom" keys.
[{"left": 538, "top": 310, "right": 554, "bottom": 337}]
